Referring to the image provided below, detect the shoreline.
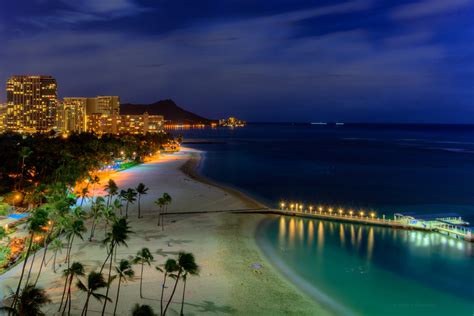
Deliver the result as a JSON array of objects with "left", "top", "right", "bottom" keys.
[
  {"left": 0, "top": 149, "right": 333, "bottom": 315},
  {"left": 179, "top": 148, "right": 334, "bottom": 315}
]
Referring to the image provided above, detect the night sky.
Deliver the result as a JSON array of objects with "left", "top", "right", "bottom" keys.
[{"left": 1, "top": 0, "right": 473, "bottom": 123}]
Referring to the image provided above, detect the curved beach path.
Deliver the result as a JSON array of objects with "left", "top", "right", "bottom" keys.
[{"left": 0, "top": 149, "right": 333, "bottom": 315}]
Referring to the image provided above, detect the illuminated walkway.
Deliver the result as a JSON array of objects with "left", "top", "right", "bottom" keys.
[{"left": 273, "top": 203, "right": 473, "bottom": 242}]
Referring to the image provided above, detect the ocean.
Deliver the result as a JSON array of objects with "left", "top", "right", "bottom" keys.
[{"left": 172, "top": 123, "right": 474, "bottom": 316}]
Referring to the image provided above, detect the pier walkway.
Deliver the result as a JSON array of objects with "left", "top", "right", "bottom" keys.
[{"left": 272, "top": 205, "right": 473, "bottom": 242}]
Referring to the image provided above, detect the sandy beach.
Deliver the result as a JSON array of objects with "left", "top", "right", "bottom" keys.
[{"left": 1, "top": 148, "right": 333, "bottom": 315}]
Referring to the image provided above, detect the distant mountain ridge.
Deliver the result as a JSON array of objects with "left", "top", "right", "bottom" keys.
[{"left": 121, "top": 99, "right": 214, "bottom": 124}]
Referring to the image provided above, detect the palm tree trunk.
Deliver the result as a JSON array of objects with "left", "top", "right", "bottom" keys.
[
  {"left": 163, "top": 271, "right": 182, "bottom": 315},
  {"left": 140, "top": 262, "right": 144, "bottom": 298},
  {"left": 64, "top": 274, "right": 74, "bottom": 315},
  {"left": 59, "top": 274, "right": 71, "bottom": 312},
  {"left": 157, "top": 208, "right": 161, "bottom": 226},
  {"left": 11, "top": 234, "right": 33, "bottom": 310},
  {"left": 125, "top": 201, "right": 129, "bottom": 218},
  {"left": 138, "top": 195, "right": 141, "bottom": 218},
  {"left": 160, "top": 273, "right": 168, "bottom": 316},
  {"left": 180, "top": 277, "right": 187, "bottom": 316},
  {"left": 101, "top": 244, "right": 115, "bottom": 315},
  {"left": 25, "top": 248, "right": 37, "bottom": 286},
  {"left": 81, "top": 293, "right": 91, "bottom": 316},
  {"left": 34, "top": 233, "right": 51, "bottom": 285},
  {"left": 113, "top": 277, "right": 122, "bottom": 315},
  {"left": 100, "top": 247, "right": 112, "bottom": 273},
  {"left": 66, "top": 234, "right": 75, "bottom": 269},
  {"left": 53, "top": 251, "right": 57, "bottom": 273}
]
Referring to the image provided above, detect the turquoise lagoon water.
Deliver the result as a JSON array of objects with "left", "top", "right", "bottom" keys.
[{"left": 176, "top": 124, "right": 474, "bottom": 315}]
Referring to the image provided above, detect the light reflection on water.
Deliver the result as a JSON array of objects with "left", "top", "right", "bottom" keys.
[{"left": 260, "top": 215, "right": 474, "bottom": 316}]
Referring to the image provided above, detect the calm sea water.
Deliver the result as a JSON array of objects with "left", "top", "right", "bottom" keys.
[{"left": 173, "top": 124, "right": 474, "bottom": 316}]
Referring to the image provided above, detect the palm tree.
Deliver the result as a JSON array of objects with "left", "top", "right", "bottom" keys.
[
  {"left": 112, "top": 198, "right": 123, "bottom": 217},
  {"left": 123, "top": 188, "right": 137, "bottom": 218},
  {"left": 6, "top": 285, "right": 50, "bottom": 316},
  {"left": 154, "top": 198, "right": 165, "bottom": 226},
  {"left": 64, "top": 219, "right": 87, "bottom": 268},
  {"left": 77, "top": 271, "right": 109, "bottom": 316},
  {"left": 59, "top": 261, "right": 85, "bottom": 315},
  {"left": 133, "top": 248, "right": 154, "bottom": 298},
  {"left": 132, "top": 304, "right": 157, "bottom": 316},
  {"left": 163, "top": 252, "right": 198, "bottom": 316},
  {"left": 88, "top": 197, "right": 104, "bottom": 241},
  {"left": 79, "top": 187, "right": 90, "bottom": 207},
  {"left": 11, "top": 208, "right": 48, "bottom": 311},
  {"left": 179, "top": 255, "right": 199, "bottom": 316},
  {"left": 135, "top": 183, "right": 149, "bottom": 218},
  {"left": 101, "top": 218, "right": 133, "bottom": 315},
  {"left": 161, "top": 193, "right": 172, "bottom": 231},
  {"left": 102, "top": 205, "right": 116, "bottom": 238},
  {"left": 113, "top": 260, "right": 134, "bottom": 315},
  {"left": 156, "top": 258, "right": 178, "bottom": 316},
  {"left": 89, "top": 175, "right": 100, "bottom": 200},
  {"left": 49, "top": 238, "right": 63, "bottom": 273},
  {"left": 104, "top": 179, "right": 119, "bottom": 208}
]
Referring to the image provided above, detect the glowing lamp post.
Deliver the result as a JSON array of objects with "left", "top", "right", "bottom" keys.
[
  {"left": 349, "top": 210, "right": 354, "bottom": 217},
  {"left": 338, "top": 209, "right": 343, "bottom": 216},
  {"left": 318, "top": 206, "right": 323, "bottom": 214},
  {"left": 370, "top": 212, "right": 375, "bottom": 220},
  {"left": 290, "top": 204, "right": 295, "bottom": 211},
  {"left": 280, "top": 202, "right": 286, "bottom": 210},
  {"left": 328, "top": 208, "right": 333, "bottom": 216},
  {"left": 299, "top": 204, "right": 303, "bottom": 212},
  {"left": 309, "top": 206, "right": 313, "bottom": 213},
  {"left": 360, "top": 211, "right": 365, "bottom": 218}
]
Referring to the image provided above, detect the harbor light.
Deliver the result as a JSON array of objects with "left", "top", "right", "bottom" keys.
[
  {"left": 309, "top": 206, "right": 313, "bottom": 213},
  {"left": 299, "top": 205, "right": 303, "bottom": 211},
  {"left": 370, "top": 212, "right": 375, "bottom": 219},
  {"left": 328, "top": 208, "right": 333, "bottom": 215},
  {"left": 360, "top": 211, "right": 365, "bottom": 217},
  {"left": 290, "top": 204, "right": 295, "bottom": 210},
  {"left": 338, "top": 209, "right": 343, "bottom": 216},
  {"left": 280, "top": 202, "right": 285, "bottom": 209},
  {"left": 349, "top": 210, "right": 354, "bottom": 217},
  {"left": 318, "top": 206, "right": 323, "bottom": 213}
]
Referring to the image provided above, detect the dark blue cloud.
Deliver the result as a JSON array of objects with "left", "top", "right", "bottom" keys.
[{"left": 1, "top": 0, "right": 474, "bottom": 123}]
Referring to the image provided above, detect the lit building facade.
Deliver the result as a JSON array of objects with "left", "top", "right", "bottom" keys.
[
  {"left": 87, "top": 113, "right": 164, "bottom": 135},
  {"left": 6, "top": 75, "right": 58, "bottom": 133}
]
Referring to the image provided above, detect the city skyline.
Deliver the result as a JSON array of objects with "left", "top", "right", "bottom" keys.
[{"left": 1, "top": 1, "right": 474, "bottom": 123}]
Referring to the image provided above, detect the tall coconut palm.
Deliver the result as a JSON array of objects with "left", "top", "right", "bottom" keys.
[
  {"left": 6, "top": 285, "right": 50, "bottom": 316},
  {"left": 64, "top": 219, "right": 86, "bottom": 268},
  {"left": 135, "top": 183, "right": 149, "bottom": 218},
  {"left": 101, "top": 218, "right": 133, "bottom": 315},
  {"left": 113, "top": 260, "right": 134, "bottom": 315},
  {"left": 102, "top": 205, "right": 116, "bottom": 238},
  {"left": 79, "top": 187, "right": 90, "bottom": 207},
  {"left": 88, "top": 197, "right": 104, "bottom": 241},
  {"left": 154, "top": 198, "right": 165, "bottom": 226},
  {"left": 59, "top": 261, "right": 85, "bottom": 315},
  {"left": 77, "top": 271, "right": 109, "bottom": 316},
  {"left": 179, "top": 255, "right": 199, "bottom": 316},
  {"left": 48, "top": 238, "right": 63, "bottom": 273},
  {"left": 11, "top": 208, "right": 48, "bottom": 311},
  {"left": 163, "top": 252, "right": 198, "bottom": 316},
  {"left": 123, "top": 188, "right": 137, "bottom": 218},
  {"left": 161, "top": 193, "right": 172, "bottom": 231},
  {"left": 89, "top": 175, "right": 100, "bottom": 200},
  {"left": 133, "top": 248, "right": 154, "bottom": 298},
  {"left": 112, "top": 198, "right": 123, "bottom": 217},
  {"left": 104, "top": 179, "right": 119, "bottom": 208},
  {"left": 156, "top": 258, "right": 178, "bottom": 316},
  {"left": 131, "top": 304, "right": 156, "bottom": 316}
]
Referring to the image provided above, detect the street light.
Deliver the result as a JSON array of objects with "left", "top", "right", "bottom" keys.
[
  {"left": 299, "top": 204, "right": 303, "bottom": 212},
  {"left": 290, "top": 204, "right": 295, "bottom": 211},
  {"left": 360, "top": 211, "right": 365, "bottom": 218},
  {"left": 349, "top": 210, "right": 354, "bottom": 217},
  {"left": 280, "top": 202, "right": 286, "bottom": 210},
  {"left": 309, "top": 206, "right": 313, "bottom": 213},
  {"left": 338, "top": 209, "right": 343, "bottom": 216},
  {"left": 370, "top": 212, "right": 375, "bottom": 219},
  {"left": 328, "top": 208, "right": 333, "bottom": 215},
  {"left": 318, "top": 206, "right": 323, "bottom": 213}
]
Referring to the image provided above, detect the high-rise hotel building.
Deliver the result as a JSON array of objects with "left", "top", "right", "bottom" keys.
[{"left": 6, "top": 75, "right": 58, "bottom": 133}]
